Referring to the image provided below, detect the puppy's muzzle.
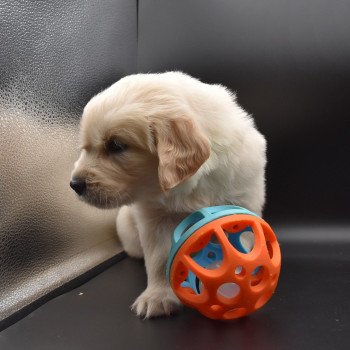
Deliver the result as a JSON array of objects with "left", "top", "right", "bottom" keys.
[{"left": 70, "top": 177, "right": 86, "bottom": 196}]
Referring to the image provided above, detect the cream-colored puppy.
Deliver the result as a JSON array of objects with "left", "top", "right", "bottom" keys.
[{"left": 70, "top": 72, "right": 266, "bottom": 318}]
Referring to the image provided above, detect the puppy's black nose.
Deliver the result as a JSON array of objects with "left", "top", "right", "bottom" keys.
[{"left": 70, "top": 178, "right": 86, "bottom": 195}]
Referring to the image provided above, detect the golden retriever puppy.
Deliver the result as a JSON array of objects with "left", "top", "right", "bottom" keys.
[{"left": 70, "top": 72, "right": 266, "bottom": 318}]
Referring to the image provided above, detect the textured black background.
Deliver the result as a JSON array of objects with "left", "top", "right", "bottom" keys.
[
  {"left": 0, "top": 0, "right": 137, "bottom": 329},
  {"left": 0, "top": 0, "right": 137, "bottom": 117}
]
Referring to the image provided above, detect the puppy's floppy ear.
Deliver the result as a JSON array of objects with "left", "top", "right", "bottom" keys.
[{"left": 150, "top": 117, "right": 210, "bottom": 192}]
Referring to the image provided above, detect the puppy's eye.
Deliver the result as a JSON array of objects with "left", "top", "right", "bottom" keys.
[{"left": 106, "top": 139, "right": 128, "bottom": 154}]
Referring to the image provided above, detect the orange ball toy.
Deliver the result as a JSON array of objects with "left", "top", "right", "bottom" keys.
[{"left": 166, "top": 206, "right": 281, "bottom": 320}]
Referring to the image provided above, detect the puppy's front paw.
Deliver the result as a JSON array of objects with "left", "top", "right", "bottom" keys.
[{"left": 131, "top": 285, "right": 182, "bottom": 318}]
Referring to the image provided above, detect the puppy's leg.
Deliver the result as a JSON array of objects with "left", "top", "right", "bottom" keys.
[
  {"left": 131, "top": 206, "right": 183, "bottom": 318},
  {"left": 116, "top": 205, "right": 143, "bottom": 259}
]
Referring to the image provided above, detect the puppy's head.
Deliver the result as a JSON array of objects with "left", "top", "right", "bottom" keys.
[{"left": 70, "top": 76, "right": 211, "bottom": 209}]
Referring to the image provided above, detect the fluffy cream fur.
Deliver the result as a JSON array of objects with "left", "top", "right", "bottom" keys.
[{"left": 71, "top": 72, "right": 267, "bottom": 318}]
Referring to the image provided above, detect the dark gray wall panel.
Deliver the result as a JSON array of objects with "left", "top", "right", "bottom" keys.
[{"left": 138, "top": 0, "right": 350, "bottom": 224}]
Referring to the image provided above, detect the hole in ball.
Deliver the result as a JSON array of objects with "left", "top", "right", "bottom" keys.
[
  {"left": 217, "top": 283, "right": 240, "bottom": 299},
  {"left": 235, "top": 265, "right": 245, "bottom": 276},
  {"left": 240, "top": 230, "right": 254, "bottom": 252},
  {"left": 266, "top": 240, "right": 273, "bottom": 259},
  {"left": 250, "top": 266, "right": 264, "bottom": 287}
]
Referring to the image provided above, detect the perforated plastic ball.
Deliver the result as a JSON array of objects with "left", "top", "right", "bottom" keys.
[{"left": 166, "top": 206, "right": 281, "bottom": 320}]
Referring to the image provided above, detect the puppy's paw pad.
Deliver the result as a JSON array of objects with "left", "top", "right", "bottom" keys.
[{"left": 131, "top": 286, "right": 182, "bottom": 318}]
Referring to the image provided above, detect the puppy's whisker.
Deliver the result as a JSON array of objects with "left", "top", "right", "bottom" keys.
[
  {"left": 99, "top": 190, "right": 103, "bottom": 207},
  {"left": 116, "top": 193, "right": 121, "bottom": 207},
  {"left": 114, "top": 192, "right": 124, "bottom": 208},
  {"left": 124, "top": 191, "right": 132, "bottom": 203}
]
